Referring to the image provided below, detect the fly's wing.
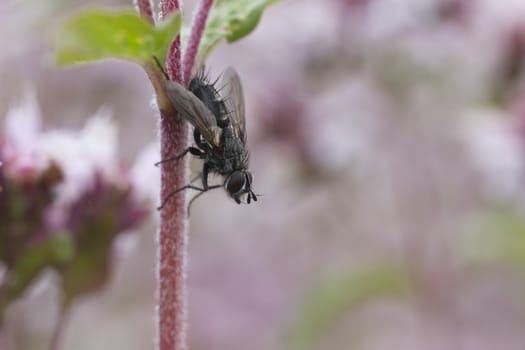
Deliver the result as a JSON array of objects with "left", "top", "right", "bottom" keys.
[
  {"left": 165, "top": 80, "right": 222, "bottom": 147},
  {"left": 221, "top": 67, "right": 246, "bottom": 143}
]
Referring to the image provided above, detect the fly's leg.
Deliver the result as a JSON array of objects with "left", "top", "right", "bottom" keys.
[
  {"left": 189, "top": 173, "right": 201, "bottom": 184},
  {"left": 157, "top": 162, "right": 216, "bottom": 214},
  {"left": 194, "top": 129, "right": 204, "bottom": 146},
  {"left": 156, "top": 129, "right": 210, "bottom": 167},
  {"left": 186, "top": 162, "right": 230, "bottom": 214},
  {"left": 193, "top": 130, "right": 214, "bottom": 154},
  {"left": 157, "top": 184, "right": 208, "bottom": 210},
  {"left": 187, "top": 185, "right": 221, "bottom": 215},
  {"left": 200, "top": 162, "right": 210, "bottom": 190},
  {"left": 155, "top": 146, "right": 204, "bottom": 166}
]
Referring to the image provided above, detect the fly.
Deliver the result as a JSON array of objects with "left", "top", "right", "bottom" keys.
[{"left": 154, "top": 57, "right": 258, "bottom": 210}]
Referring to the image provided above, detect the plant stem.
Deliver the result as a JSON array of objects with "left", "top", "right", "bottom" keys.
[
  {"left": 162, "top": 0, "right": 183, "bottom": 83},
  {"left": 182, "top": 0, "right": 214, "bottom": 85},
  {"left": 155, "top": 1, "right": 214, "bottom": 348},
  {"left": 136, "top": 0, "right": 154, "bottom": 24},
  {"left": 157, "top": 114, "right": 189, "bottom": 350},
  {"left": 157, "top": 2, "right": 188, "bottom": 350}
]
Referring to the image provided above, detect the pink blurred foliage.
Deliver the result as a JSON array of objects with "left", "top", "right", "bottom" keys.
[
  {"left": 195, "top": 0, "right": 525, "bottom": 349},
  {"left": 5, "top": 0, "right": 525, "bottom": 350}
]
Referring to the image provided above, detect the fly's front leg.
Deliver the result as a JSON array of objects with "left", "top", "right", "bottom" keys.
[
  {"left": 184, "top": 162, "right": 216, "bottom": 214},
  {"left": 187, "top": 184, "right": 221, "bottom": 215},
  {"left": 155, "top": 146, "right": 204, "bottom": 166},
  {"left": 157, "top": 184, "right": 207, "bottom": 210},
  {"left": 157, "top": 162, "right": 211, "bottom": 211}
]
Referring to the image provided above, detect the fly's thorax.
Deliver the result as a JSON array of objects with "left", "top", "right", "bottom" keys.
[
  {"left": 189, "top": 76, "right": 229, "bottom": 126},
  {"left": 220, "top": 126, "right": 238, "bottom": 157},
  {"left": 218, "top": 126, "right": 247, "bottom": 169}
]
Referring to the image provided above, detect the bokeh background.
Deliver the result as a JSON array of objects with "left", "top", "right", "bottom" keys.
[{"left": 3, "top": 0, "right": 525, "bottom": 349}]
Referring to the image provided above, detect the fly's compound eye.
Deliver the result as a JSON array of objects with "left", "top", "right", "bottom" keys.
[{"left": 225, "top": 171, "right": 248, "bottom": 198}]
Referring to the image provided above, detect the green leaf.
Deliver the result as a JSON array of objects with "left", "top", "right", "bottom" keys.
[
  {"left": 7, "top": 233, "right": 74, "bottom": 302},
  {"left": 54, "top": 9, "right": 181, "bottom": 65},
  {"left": 59, "top": 186, "right": 140, "bottom": 306},
  {"left": 287, "top": 263, "right": 411, "bottom": 350},
  {"left": 459, "top": 208, "right": 525, "bottom": 266},
  {"left": 198, "top": 0, "right": 278, "bottom": 59}
]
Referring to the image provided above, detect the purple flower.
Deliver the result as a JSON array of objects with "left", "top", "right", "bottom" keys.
[{"left": 0, "top": 88, "right": 150, "bottom": 312}]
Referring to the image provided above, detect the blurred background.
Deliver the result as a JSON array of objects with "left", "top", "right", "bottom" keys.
[{"left": 3, "top": 0, "right": 525, "bottom": 349}]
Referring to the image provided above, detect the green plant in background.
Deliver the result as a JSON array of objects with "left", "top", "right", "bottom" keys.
[
  {"left": 459, "top": 207, "right": 525, "bottom": 267},
  {"left": 50, "top": 1, "right": 277, "bottom": 350},
  {"left": 286, "top": 263, "right": 412, "bottom": 350},
  {"left": 0, "top": 162, "right": 74, "bottom": 317}
]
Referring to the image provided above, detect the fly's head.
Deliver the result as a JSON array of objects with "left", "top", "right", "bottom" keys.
[{"left": 224, "top": 170, "right": 258, "bottom": 204}]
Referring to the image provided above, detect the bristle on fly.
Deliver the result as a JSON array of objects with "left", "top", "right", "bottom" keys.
[{"left": 189, "top": 67, "right": 229, "bottom": 126}]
